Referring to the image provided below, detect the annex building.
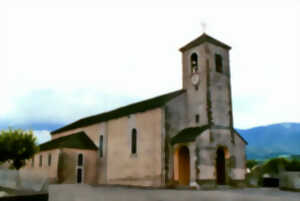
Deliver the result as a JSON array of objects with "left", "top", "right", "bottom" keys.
[{"left": 24, "top": 33, "right": 247, "bottom": 188}]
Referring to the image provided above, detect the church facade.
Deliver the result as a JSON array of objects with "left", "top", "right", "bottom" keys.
[{"left": 24, "top": 33, "right": 247, "bottom": 188}]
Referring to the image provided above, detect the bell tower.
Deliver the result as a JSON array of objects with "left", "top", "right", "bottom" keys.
[{"left": 180, "top": 33, "right": 234, "bottom": 130}]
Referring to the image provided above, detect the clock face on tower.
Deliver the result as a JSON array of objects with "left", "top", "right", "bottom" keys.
[{"left": 191, "top": 74, "right": 200, "bottom": 85}]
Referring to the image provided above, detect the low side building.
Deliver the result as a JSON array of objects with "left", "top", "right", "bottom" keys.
[{"left": 23, "top": 132, "right": 98, "bottom": 184}]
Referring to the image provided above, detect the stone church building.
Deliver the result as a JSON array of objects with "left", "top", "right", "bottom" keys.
[{"left": 24, "top": 33, "right": 247, "bottom": 188}]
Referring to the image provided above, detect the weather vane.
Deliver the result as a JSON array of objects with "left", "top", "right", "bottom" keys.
[{"left": 201, "top": 22, "right": 207, "bottom": 33}]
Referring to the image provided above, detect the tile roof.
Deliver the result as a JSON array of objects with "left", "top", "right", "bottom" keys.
[
  {"left": 40, "top": 131, "right": 98, "bottom": 151},
  {"left": 51, "top": 89, "right": 186, "bottom": 135},
  {"left": 171, "top": 125, "right": 209, "bottom": 145},
  {"left": 171, "top": 126, "right": 248, "bottom": 145}
]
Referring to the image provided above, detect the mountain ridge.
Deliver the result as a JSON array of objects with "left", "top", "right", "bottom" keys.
[{"left": 237, "top": 122, "right": 300, "bottom": 159}]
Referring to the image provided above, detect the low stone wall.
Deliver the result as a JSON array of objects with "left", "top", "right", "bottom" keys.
[
  {"left": 0, "top": 169, "right": 18, "bottom": 189},
  {"left": 0, "top": 169, "right": 51, "bottom": 191},
  {"left": 280, "top": 171, "right": 300, "bottom": 191}
]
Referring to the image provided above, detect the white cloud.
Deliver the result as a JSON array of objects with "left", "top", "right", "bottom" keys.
[
  {"left": 0, "top": 5, "right": 300, "bottom": 130},
  {"left": 0, "top": 88, "right": 140, "bottom": 127},
  {"left": 33, "top": 130, "right": 51, "bottom": 144}
]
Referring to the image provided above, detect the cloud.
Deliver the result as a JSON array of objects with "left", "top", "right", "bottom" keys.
[
  {"left": 33, "top": 130, "right": 51, "bottom": 144},
  {"left": 0, "top": 88, "right": 142, "bottom": 128},
  {"left": 1, "top": 7, "right": 300, "bottom": 131}
]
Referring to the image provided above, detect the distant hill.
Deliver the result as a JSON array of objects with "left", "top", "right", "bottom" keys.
[{"left": 237, "top": 123, "right": 300, "bottom": 160}]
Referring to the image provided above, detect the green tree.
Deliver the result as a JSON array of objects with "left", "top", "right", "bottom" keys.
[
  {"left": 0, "top": 128, "right": 39, "bottom": 170},
  {"left": 246, "top": 160, "right": 259, "bottom": 170},
  {"left": 285, "top": 159, "right": 300, "bottom": 171},
  {"left": 261, "top": 157, "right": 288, "bottom": 175}
]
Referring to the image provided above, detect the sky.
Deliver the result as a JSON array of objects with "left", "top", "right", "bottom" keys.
[{"left": 0, "top": 0, "right": 300, "bottom": 143}]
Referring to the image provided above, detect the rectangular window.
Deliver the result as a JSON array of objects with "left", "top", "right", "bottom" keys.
[
  {"left": 99, "top": 135, "right": 103, "bottom": 158},
  {"left": 215, "top": 54, "right": 223, "bottom": 73},
  {"left": 48, "top": 154, "right": 52, "bottom": 167},
  {"left": 39, "top": 155, "right": 42, "bottom": 167}
]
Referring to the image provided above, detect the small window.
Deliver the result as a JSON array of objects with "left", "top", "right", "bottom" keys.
[
  {"left": 48, "top": 154, "right": 52, "bottom": 167},
  {"left": 131, "top": 129, "right": 137, "bottom": 154},
  {"left": 78, "top": 153, "right": 83, "bottom": 166},
  {"left": 215, "top": 54, "right": 223, "bottom": 73},
  {"left": 190, "top": 53, "right": 198, "bottom": 73},
  {"left": 32, "top": 157, "right": 34, "bottom": 167},
  {"left": 39, "top": 155, "right": 42, "bottom": 167},
  {"left": 99, "top": 135, "right": 104, "bottom": 158},
  {"left": 195, "top": 114, "right": 199, "bottom": 123}
]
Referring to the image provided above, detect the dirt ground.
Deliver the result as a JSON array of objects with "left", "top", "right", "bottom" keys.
[{"left": 49, "top": 184, "right": 300, "bottom": 201}]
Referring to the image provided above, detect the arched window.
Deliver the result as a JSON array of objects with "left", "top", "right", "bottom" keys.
[
  {"left": 99, "top": 135, "right": 104, "bottom": 158},
  {"left": 48, "top": 154, "right": 52, "bottom": 167},
  {"left": 215, "top": 54, "right": 223, "bottom": 73},
  {"left": 190, "top": 53, "right": 198, "bottom": 73},
  {"left": 131, "top": 129, "right": 137, "bottom": 154},
  {"left": 78, "top": 153, "right": 83, "bottom": 167}
]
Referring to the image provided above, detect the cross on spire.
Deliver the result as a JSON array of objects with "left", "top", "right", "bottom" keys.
[{"left": 201, "top": 22, "right": 207, "bottom": 33}]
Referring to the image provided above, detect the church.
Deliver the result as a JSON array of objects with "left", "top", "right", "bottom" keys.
[{"left": 24, "top": 33, "right": 247, "bottom": 188}]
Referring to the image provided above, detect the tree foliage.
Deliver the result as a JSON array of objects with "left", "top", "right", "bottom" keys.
[
  {"left": 246, "top": 160, "right": 259, "bottom": 170},
  {"left": 261, "top": 157, "right": 288, "bottom": 174},
  {"left": 0, "top": 128, "right": 39, "bottom": 170},
  {"left": 260, "top": 157, "right": 300, "bottom": 174},
  {"left": 285, "top": 159, "right": 300, "bottom": 171}
]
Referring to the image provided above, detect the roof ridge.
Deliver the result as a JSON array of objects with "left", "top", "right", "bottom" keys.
[
  {"left": 51, "top": 89, "right": 186, "bottom": 135},
  {"left": 79, "top": 89, "right": 185, "bottom": 121},
  {"left": 179, "top": 33, "right": 231, "bottom": 52}
]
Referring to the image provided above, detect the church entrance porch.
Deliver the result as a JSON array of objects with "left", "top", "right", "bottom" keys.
[{"left": 174, "top": 146, "right": 190, "bottom": 186}]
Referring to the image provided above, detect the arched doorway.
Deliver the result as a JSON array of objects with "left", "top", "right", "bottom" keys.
[
  {"left": 174, "top": 146, "right": 190, "bottom": 185},
  {"left": 216, "top": 147, "right": 226, "bottom": 185}
]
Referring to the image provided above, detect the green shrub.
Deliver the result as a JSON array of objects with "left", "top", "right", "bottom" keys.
[
  {"left": 261, "top": 158, "right": 288, "bottom": 175},
  {"left": 246, "top": 160, "right": 259, "bottom": 170},
  {"left": 285, "top": 159, "right": 300, "bottom": 171}
]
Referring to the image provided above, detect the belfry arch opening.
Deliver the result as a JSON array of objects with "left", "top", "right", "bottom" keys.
[
  {"left": 174, "top": 146, "right": 190, "bottom": 185},
  {"left": 190, "top": 53, "right": 198, "bottom": 73}
]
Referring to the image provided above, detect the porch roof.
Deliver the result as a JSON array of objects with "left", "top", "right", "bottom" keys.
[
  {"left": 171, "top": 125, "right": 209, "bottom": 145},
  {"left": 39, "top": 131, "right": 98, "bottom": 151}
]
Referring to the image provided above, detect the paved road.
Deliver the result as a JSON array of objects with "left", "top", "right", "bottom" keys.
[{"left": 49, "top": 184, "right": 300, "bottom": 201}]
